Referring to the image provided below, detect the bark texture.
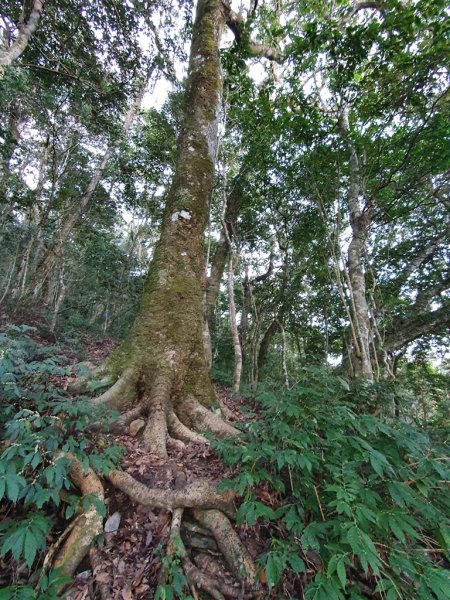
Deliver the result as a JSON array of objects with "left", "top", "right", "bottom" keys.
[
  {"left": 339, "top": 108, "right": 374, "bottom": 380},
  {"left": 0, "top": 0, "right": 44, "bottom": 77}
]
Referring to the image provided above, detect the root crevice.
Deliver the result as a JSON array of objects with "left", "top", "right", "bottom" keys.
[{"left": 91, "top": 368, "right": 137, "bottom": 410}]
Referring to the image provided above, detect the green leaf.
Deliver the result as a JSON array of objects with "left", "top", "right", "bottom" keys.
[
  {"left": 6, "top": 474, "right": 20, "bottom": 503},
  {"left": 288, "top": 554, "right": 306, "bottom": 574},
  {"left": 24, "top": 529, "right": 37, "bottom": 568},
  {"left": 265, "top": 554, "right": 284, "bottom": 589},
  {"left": 336, "top": 555, "right": 347, "bottom": 590}
]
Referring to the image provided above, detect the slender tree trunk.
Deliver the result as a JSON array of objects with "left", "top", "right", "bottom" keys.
[
  {"left": 205, "top": 165, "right": 248, "bottom": 331},
  {"left": 50, "top": 266, "right": 66, "bottom": 332},
  {"left": 11, "top": 141, "right": 48, "bottom": 298},
  {"left": 339, "top": 108, "right": 373, "bottom": 380},
  {"left": 227, "top": 254, "right": 242, "bottom": 394},
  {"left": 279, "top": 319, "right": 289, "bottom": 389},
  {"left": 0, "top": 99, "right": 21, "bottom": 228}
]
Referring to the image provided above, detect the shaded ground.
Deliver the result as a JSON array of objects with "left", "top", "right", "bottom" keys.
[{"left": 65, "top": 386, "right": 265, "bottom": 600}]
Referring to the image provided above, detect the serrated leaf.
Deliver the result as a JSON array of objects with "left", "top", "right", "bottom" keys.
[
  {"left": 24, "top": 529, "right": 37, "bottom": 568},
  {"left": 336, "top": 556, "right": 347, "bottom": 589}
]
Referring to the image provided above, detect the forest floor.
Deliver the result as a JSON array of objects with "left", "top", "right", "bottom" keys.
[
  {"left": 44, "top": 336, "right": 268, "bottom": 600},
  {"left": 66, "top": 383, "right": 266, "bottom": 600}
]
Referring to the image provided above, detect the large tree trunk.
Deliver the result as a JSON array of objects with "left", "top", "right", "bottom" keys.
[{"left": 105, "top": 0, "right": 237, "bottom": 458}]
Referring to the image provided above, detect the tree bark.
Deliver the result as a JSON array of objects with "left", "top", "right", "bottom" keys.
[
  {"left": 109, "top": 0, "right": 238, "bottom": 456},
  {"left": 0, "top": 0, "right": 44, "bottom": 78},
  {"left": 339, "top": 108, "right": 374, "bottom": 380}
]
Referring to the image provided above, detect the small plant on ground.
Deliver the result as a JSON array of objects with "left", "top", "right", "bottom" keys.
[
  {"left": 214, "top": 368, "right": 450, "bottom": 599},
  {"left": 0, "top": 325, "right": 122, "bottom": 597}
]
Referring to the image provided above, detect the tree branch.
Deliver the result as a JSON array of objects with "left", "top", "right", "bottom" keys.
[
  {"left": 385, "top": 305, "right": 450, "bottom": 352},
  {"left": 222, "top": 1, "right": 283, "bottom": 63},
  {"left": 0, "top": 0, "right": 44, "bottom": 73}
]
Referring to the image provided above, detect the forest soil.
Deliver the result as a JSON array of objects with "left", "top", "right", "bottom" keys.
[{"left": 65, "top": 385, "right": 265, "bottom": 600}]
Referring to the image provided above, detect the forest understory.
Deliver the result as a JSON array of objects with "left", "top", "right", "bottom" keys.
[{"left": 0, "top": 320, "right": 279, "bottom": 600}]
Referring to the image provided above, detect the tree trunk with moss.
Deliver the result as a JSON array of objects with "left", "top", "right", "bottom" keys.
[
  {"left": 102, "top": 0, "right": 238, "bottom": 457},
  {"left": 72, "top": 3, "right": 283, "bottom": 593}
]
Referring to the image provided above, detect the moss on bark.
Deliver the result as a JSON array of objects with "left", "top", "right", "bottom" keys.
[{"left": 107, "top": 1, "right": 232, "bottom": 450}]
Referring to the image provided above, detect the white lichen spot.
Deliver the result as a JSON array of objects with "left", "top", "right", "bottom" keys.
[
  {"left": 171, "top": 210, "right": 192, "bottom": 222},
  {"left": 188, "top": 145, "right": 195, "bottom": 152},
  {"left": 158, "top": 270, "right": 167, "bottom": 285}
]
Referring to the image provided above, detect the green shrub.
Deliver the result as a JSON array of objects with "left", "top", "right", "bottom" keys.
[
  {"left": 0, "top": 326, "right": 122, "bottom": 596},
  {"left": 214, "top": 369, "right": 450, "bottom": 599}
]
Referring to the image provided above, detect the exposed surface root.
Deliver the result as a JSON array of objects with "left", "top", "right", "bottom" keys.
[
  {"left": 109, "top": 401, "right": 147, "bottom": 433},
  {"left": 107, "top": 470, "right": 235, "bottom": 517},
  {"left": 168, "top": 411, "right": 209, "bottom": 445},
  {"left": 181, "top": 396, "right": 240, "bottom": 438},
  {"left": 63, "top": 382, "right": 262, "bottom": 599},
  {"left": 92, "top": 368, "right": 137, "bottom": 409},
  {"left": 53, "top": 455, "right": 105, "bottom": 577},
  {"left": 167, "top": 507, "right": 184, "bottom": 557},
  {"left": 193, "top": 509, "right": 257, "bottom": 588},
  {"left": 215, "top": 393, "right": 236, "bottom": 421},
  {"left": 142, "top": 373, "right": 172, "bottom": 456},
  {"left": 89, "top": 547, "right": 111, "bottom": 600},
  {"left": 166, "top": 508, "right": 243, "bottom": 600}
]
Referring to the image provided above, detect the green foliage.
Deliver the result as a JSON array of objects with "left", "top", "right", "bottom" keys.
[
  {"left": 215, "top": 369, "right": 450, "bottom": 598},
  {"left": 154, "top": 541, "right": 194, "bottom": 600},
  {"left": 0, "top": 569, "right": 69, "bottom": 600},
  {"left": 0, "top": 326, "right": 122, "bottom": 588}
]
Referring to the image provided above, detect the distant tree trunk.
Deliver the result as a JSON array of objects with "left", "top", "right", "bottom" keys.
[
  {"left": 0, "top": 99, "right": 21, "bottom": 228},
  {"left": 227, "top": 254, "right": 242, "bottom": 394},
  {"left": 279, "top": 318, "right": 289, "bottom": 389},
  {"left": 205, "top": 164, "right": 248, "bottom": 333},
  {"left": 50, "top": 265, "right": 66, "bottom": 332},
  {"left": 339, "top": 108, "right": 374, "bottom": 381},
  {"left": 11, "top": 140, "right": 49, "bottom": 299},
  {"left": 256, "top": 317, "right": 281, "bottom": 380}
]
